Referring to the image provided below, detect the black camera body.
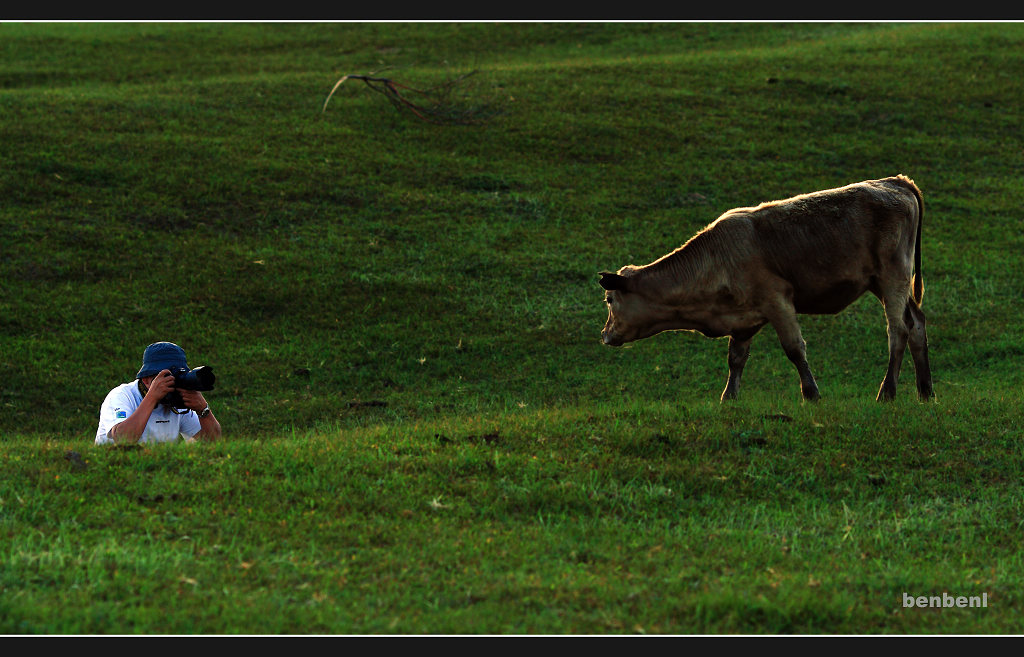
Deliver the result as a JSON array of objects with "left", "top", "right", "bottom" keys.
[{"left": 161, "top": 365, "right": 216, "bottom": 409}]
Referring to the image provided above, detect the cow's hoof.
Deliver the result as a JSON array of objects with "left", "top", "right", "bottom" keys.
[{"left": 802, "top": 387, "right": 821, "bottom": 403}]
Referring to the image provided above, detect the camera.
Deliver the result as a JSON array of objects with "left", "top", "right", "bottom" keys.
[{"left": 161, "top": 365, "right": 216, "bottom": 409}]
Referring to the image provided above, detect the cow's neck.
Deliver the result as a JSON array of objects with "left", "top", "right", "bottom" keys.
[
  {"left": 636, "top": 234, "right": 718, "bottom": 303},
  {"left": 633, "top": 235, "right": 748, "bottom": 337}
]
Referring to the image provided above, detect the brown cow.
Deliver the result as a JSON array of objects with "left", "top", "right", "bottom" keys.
[{"left": 599, "top": 175, "right": 933, "bottom": 402}]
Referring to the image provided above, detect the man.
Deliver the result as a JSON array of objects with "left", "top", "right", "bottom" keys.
[{"left": 95, "top": 342, "right": 222, "bottom": 445}]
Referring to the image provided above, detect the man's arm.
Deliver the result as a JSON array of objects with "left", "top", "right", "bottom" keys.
[
  {"left": 180, "top": 390, "right": 222, "bottom": 441},
  {"left": 108, "top": 371, "right": 175, "bottom": 444}
]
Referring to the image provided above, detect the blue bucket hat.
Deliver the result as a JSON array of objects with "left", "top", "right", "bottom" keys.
[{"left": 136, "top": 342, "right": 188, "bottom": 379}]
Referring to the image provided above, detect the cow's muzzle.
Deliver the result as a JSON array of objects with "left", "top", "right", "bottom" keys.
[{"left": 602, "top": 331, "right": 624, "bottom": 347}]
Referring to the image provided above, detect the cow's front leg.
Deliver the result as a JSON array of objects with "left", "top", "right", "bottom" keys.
[
  {"left": 721, "top": 327, "right": 763, "bottom": 401},
  {"left": 721, "top": 336, "right": 752, "bottom": 401},
  {"left": 770, "top": 313, "right": 820, "bottom": 402}
]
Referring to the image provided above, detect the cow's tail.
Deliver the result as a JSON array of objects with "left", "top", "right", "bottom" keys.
[{"left": 901, "top": 175, "right": 925, "bottom": 306}]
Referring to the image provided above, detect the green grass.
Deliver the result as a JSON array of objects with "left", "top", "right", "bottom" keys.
[{"left": 2, "top": 21, "right": 1024, "bottom": 634}]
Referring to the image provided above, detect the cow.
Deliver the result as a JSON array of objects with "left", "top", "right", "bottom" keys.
[{"left": 599, "top": 175, "right": 933, "bottom": 403}]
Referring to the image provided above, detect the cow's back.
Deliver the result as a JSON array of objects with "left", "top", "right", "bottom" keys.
[{"left": 723, "top": 177, "right": 921, "bottom": 314}]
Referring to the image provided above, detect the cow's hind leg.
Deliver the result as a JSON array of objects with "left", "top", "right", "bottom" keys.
[
  {"left": 877, "top": 293, "right": 911, "bottom": 402},
  {"left": 721, "top": 326, "right": 763, "bottom": 401},
  {"left": 904, "top": 299, "right": 934, "bottom": 400},
  {"left": 769, "top": 311, "right": 820, "bottom": 402}
]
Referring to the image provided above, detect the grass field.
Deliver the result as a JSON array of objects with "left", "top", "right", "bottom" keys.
[{"left": 2, "top": 21, "right": 1024, "bottom": 634}]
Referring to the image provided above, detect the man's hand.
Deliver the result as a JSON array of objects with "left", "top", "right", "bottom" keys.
[
  {"left": 144, "top": 370, "right": 176, "bottom": 404},
  {"left": 179, "top": 389, "right": 208, "bottom": 413}
]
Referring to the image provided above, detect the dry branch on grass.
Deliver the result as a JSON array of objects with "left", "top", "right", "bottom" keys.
[{"left": 322, "top": 70, "right": 503, "bottom": 125}]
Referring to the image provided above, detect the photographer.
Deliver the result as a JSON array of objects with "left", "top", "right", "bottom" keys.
[{"left": 95, "top": 342, "right": 222, "bottom": 445}]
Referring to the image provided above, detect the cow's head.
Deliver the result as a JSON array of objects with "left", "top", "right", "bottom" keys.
[{"left": 599, "top": 268, "right": 657, "bottom": 346}]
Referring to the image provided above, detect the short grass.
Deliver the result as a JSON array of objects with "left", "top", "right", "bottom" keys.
[{"left": 2, "top": 22, "right": 1024, "bottom": 634}]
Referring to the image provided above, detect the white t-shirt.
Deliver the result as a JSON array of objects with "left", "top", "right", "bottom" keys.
[{"left": 95, "top": 382, "right": 202, "bottom": 445}]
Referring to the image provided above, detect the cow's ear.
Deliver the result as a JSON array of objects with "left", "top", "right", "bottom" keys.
[{"left": 599, "top": 271, "right": 629, "bottom": 291}]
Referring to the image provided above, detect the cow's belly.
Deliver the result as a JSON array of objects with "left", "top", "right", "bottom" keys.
[{"left": 792, "top": 279, "right": 869, "bottom": 314}]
